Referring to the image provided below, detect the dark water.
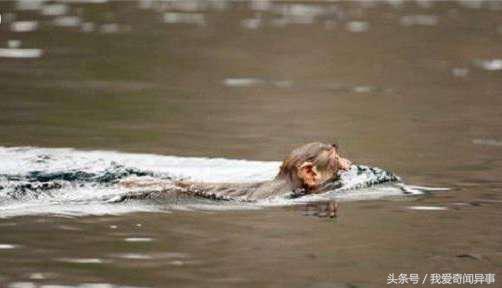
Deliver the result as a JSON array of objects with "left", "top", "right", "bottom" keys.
[{"left": 1, "top": 0, "right": 502, "bottom": 287}]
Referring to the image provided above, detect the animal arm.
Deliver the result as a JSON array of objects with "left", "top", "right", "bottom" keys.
[{"left": 115, "top": 179, "right": 234, "bottom": 202}]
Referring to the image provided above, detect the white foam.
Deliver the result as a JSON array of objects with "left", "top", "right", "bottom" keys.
[
  {"left": 400, "top": 15, "right": 438, "bottom": 27},
  {"left": 7, "top": 40, "right": 21, "bottom": 49},
  {"left": 10, "top": 21, "right": 38, "bottom": 32},
  {"left": 401, "top": 185, "right": 449, "bottom": 192},
  {"left": 407, "top": 206, "right": 448, "bottom": 211},
  {"left": 53, "top": 16, "right": 81, "bottom": 27},
  {"left": 163, "top": 13, "right": 205, "bottom": 26},
  {"left": 0, "top": 146, "right": 440, "bottom": 217},
  {"left": 8, "top": 282, "right": 37, "bottom": 288},
  {"left": 473, "top": 138, "right": 502, "bottom": 146},
  {"left": 112, "top": 253, "right": 152, "bottom": 260},
  {"left": 273, "top": 4, "right": 324, "bottom": 19},
  {"left": 27, "top": 273, "right": 58, "bottom": 281},
  {"left": 16, "top": 0, "right": 43, "bottom": 10},
  {"left": 353, "top": 86, "right": 373, "bottom": 93},
  {"left": 0, "top": 48, "right": 42, "bottom": 58},
  {"left": 223, "top": 78, "right": 265, "bottom": 87},
  {"left": 138, "top": 0, "right": 154, "bottom": 10},
  {"left": 476, "top": 59, "right": 502, "bottom": 71},
  {"left": 124, "top": 237, "right": 154, "bottom": 242},
  {"left": 260, "top": 184, "right": 410, "bottom": 207},
  {"left": 164, "top": 0, "right": 206, "bottom": 12},
  {"left": 458, "top": 0, "right": 483, "bottom": 9},
  {"left": 0, "top": 244, "right": 18, "bottom": 249},
  {"left": 241, "top": 18, "right": 262, "bottom": 30},
  {"left": 451, "top": 68, "right": 469, "bottom": 77},
  {"left": 57, "top": 258, "right": 105, "bottom": 264},
  {"left": 81, "top": 22, "right": 95, "bottom": 33},
  {"left": 29, "top": 273, "right": 47, "bottom": 280},
  {"left": 0, "top": 146, "right": 279, "bottom": 183},
  {"left": 169, "top": 260, "right": 184, "bottom": 266},
  {"left": 100, "top": 23, "right": 120, "bottom": 33},
  {"left": 39, "top": 285, "right": 75, "bottom": 288},
  {"left": 346, "top": 21, "right": 369, "bottom": 33},
  {"left": 250, "top": 0, "right": 272, "bottom": 11},
  {"left": 273, "top": 80, "right": 293, "bottom": 88},
  {"left": 41, "top": 4, "right": 69, "bottom": 16},
  {"left": 79, "top": 285, "right": 114, "bottom": 288}
]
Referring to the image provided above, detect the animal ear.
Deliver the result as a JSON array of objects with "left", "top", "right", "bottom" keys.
[{"left": 297, "top": 162, "right": 319, "bottom": 189}]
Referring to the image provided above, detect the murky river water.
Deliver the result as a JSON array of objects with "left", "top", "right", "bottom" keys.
[{"left": 1, "top": 1, "right": 502, "bottom": 287}]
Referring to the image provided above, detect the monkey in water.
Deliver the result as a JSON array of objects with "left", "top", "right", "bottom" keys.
[{"left": 118, "top": 142, "right": 351, "bottom": 216}]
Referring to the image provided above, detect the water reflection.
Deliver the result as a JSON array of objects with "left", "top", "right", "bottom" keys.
[
  {"left": 111, "top": 253, "right": 152, "bottom": 260},
  {"left": 41, "top": 3, "right": 68, "bottom": 16},
  {"left": 223, "top": 77, "right": 264, "bottom": 87},
  {"left": 473, "top": 139, "right": 502, "bottom": 147},
  {"left": 16, "top": 0, "right": 44, "bottom": 11},
  {"left": 406, "top": 205, "right": 448, "bottom": 211},
  {"left": 28, "top": 273, "right": 56, "bottom": 280},
  {"left": 345, "top": 20, "right": 369, "bottom": 32},
  {"left": 10, "top": 21, "right": 38, "bottom": 32},
  {"left": 0, "top": 243, "right": 18, "bottom": 249},
  {"left": 53, "top": 16, "right": 81, "bottom": 27},
  {"left": 163, "top": 12, "right": 205, "bottom": 26},
  {"left": 7, "top": 40, "right": 21, "bottom": 48},
  {"left": 81, "top": 22, "right": 95, "bottom": 32},
  {"left": 451, "top": 67, "right": 469, "bottom": 77},
  {"left": 123, "top": 237, "right": 153, "bottom": 242},
  {"left": 475, "top": 59, "right": 502, "bottom": 71},
  {"left": 8, "top": 282, "right": 37, "bottom": 288},
  {"left": 0, "top": 48, "right": 42, "bottom": 58},
  {"left": 399, "top": 14, "right": 438, "bottom": 26},
  {"left": 57, "top": 258, "right": 106, "bottom": 264}
]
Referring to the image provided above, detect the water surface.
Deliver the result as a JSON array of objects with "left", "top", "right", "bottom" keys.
[{"left": 0, "top": 0, "right": 501, "bottom": 287}]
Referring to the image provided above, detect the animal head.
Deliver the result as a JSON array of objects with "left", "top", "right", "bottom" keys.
[{"left": 276, "top": 142, "right": 351, "bottom": 192}]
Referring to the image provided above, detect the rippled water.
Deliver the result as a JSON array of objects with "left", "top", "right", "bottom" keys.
[
  {"left": 0, "top": 146, "right": 430, "bottom": 218},
  {"left": 1, "top": 0, "right": 502, "bottom": 287}
]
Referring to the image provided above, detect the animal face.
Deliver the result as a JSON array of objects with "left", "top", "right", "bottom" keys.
[{"left": 277, "top": 142, "right": 352, "bottom": 191}]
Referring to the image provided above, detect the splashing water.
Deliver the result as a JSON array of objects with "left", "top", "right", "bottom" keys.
[{"left": 0, "top": 147, "right": 446, "bottom": 218}]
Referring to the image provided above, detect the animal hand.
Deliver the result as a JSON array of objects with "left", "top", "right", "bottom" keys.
[{"left": 338, "top": 157, "right": 352, "bottom": 171}]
